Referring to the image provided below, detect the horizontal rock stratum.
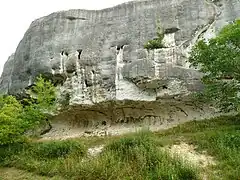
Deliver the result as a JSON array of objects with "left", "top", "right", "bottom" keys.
[{"left": 0, "top": 0, "right": 239, "bottom": 135}]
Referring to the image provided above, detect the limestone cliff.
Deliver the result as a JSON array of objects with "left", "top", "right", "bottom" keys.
[{"left": 0, "top": 0, "right": 239, "bottom": 135}]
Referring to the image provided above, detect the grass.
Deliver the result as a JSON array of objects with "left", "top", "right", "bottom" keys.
[
  {"left": 0, "top": 168, "right": 64, "bottom": 180},
  {"left": 0, "top": 140, "right": 87, "bottom": 178},
  {"left": 155, "top": 115, "right": 240, "bottom": 180},
  {"left": 0, "top": 115, "right": 239, "bottom": 179},
  {"left": 0, "top": 131, "right": 199, "bottom": 180},
  {"left": 76, "top": 131, "right": 199, "bottom": 180}
]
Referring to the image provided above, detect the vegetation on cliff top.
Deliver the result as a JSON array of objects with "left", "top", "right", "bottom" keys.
[{"left": 144, "top": 21, "right": 165, "bottom": 50}]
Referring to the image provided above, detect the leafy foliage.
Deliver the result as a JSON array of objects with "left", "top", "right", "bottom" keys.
[
  {"left": 30, "top": 75, "right": 56, "bottom": 111},
  {"left": 0, "top": 96, "right": 26, "bottom": 145},
  {"left": 0, "top": 75, "right": 56, "bottom": 145},
  {"left": 189, "top": 20, "right": 240, "bottom": 111},
  {"left": 144, "top": 22, "right": 165, "bottom": 50}
]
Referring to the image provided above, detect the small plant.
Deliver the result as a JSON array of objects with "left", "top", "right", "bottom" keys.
[{"left": 144, "top": 21, "right": 165, "bottom": 50}]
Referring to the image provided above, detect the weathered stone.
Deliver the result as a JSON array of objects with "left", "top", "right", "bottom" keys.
[
  {"left": 0, "top": 0, "right": 239, "bottom": 131},
  {"left": 0, "top": 54, "right": 15, "bottom": 94}
]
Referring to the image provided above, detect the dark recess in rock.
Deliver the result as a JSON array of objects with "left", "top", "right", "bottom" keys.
[
  {"left": 60, "top": 93, "right": 71, "bottom": 107},
  {"left": 26, "top": 68, "right": 31, "bottom": 75},
  {"left": 162, "top": 85, "right": 168, "bottom": 89},
  {"left": 164, "top": 27, "right": 180, "bottom": 34},
  {"left": 66, "top": 16, "right": 87, "bottom": 21},
  {"left": 61, "top": 50, "right": 69, "bottom": 56},
  {"left": 102, "top": 76, "right": 109, "bottom": 80},
  {"left": 117, "top": 45, "right": 125, "bottom": 50},
  {"left": 49, "top": 73, "right": 67, "bottom": 86},
  {"left": 24, "top": 54, "right": 30, "bottom": 61},
  {"left": 40, "top": 119, "right": 52, "bottom": 135},
  {"left": 77, "top": 49, "right": 83, "bottom": 59},
  {"left": 66, "top": 68, "right": 75, "bottom": 74},
  {"left": 102, "top": 121, "right": 107, "bottom": 126},
  {"left": 85, "top": 79, "right": 92, "bottom": 87}
]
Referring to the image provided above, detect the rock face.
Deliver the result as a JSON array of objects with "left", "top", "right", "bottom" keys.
[
  {"left": 0, "top": 0, "right": 239, "bottom": 133},
  {"left": 0, "top": 54, "right": 15, "bottom": 94}
]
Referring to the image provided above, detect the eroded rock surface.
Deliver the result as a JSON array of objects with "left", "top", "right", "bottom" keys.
[{"left": 0, "top": 0, "right": 239, "bottom": 130}]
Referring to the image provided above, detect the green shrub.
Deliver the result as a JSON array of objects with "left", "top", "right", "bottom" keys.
[
  {"left": 0, "top": 143, "right": 26, "bottom": 165},
  {"left": 144, "top": 38, "right": 165, "bottom": 50},
  {"left": 144, "top": 23, "right": 165, "bottom": 50},
  {"left": 27, "top": 140, "right": 87, "bottom": 159},
  {"left": 0, "top": 140, "right": 87, "bottom": 177},
  {"left": 105, "top": 130, "right": 155, "bottom": 160}
]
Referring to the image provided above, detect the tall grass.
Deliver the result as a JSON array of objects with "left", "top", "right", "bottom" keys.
[
  {"left": 0, "top": 140, "right": 87, "bottom": 177},
  {"left": 156, "top": 115, "right": 240, "bottom": 179},
  {"left": 190, "top": 128, "right": 240, "bottom": 179},
  {"left": 1, "top": 116, "right": 239, "bottom": 179},
  {"left": 0, "top": 131, "right": 199, "bottom": 179},
  {"left": 78, "top": 131, "right": 199, "bottom": 180}
]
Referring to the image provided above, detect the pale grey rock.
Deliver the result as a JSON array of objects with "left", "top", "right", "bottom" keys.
[
  {"left": 0, "top": 54, "right": 15, "bottom": 94},
  {"left": 0, "top": 0, "right": 239, "bottom": 130}
]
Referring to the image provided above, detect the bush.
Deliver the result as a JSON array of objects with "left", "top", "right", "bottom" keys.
[
  {"left": 144, "top": 38, "right": 165, "bottom": 50},
  {"left": 144, "top": 22, "right": 165, "bottom": 50},
  {"left": 28, "top": 140, "right": 87, "bottom": 159},
  {"left": 0, "top": 140, "right": 87, "bottom": 177},
  {"left": 0, "top": 143, "right": 26, "bottom": 165}
]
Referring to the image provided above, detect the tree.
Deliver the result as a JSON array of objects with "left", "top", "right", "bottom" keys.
[
  {"left": 25, "top": 75, "right": 57, "bottom": 134},
  {"left": 0, "top": 96, "right": 26, "bottom": 145},
  {"left": 0, "top": 75, "right": 56, "bottom": 145},
  {"left": 189, "top": 20, "right": 240, "bottom": 112},
  {"left": 29, "top": 75, "right": 56, "bottom": 111}
]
